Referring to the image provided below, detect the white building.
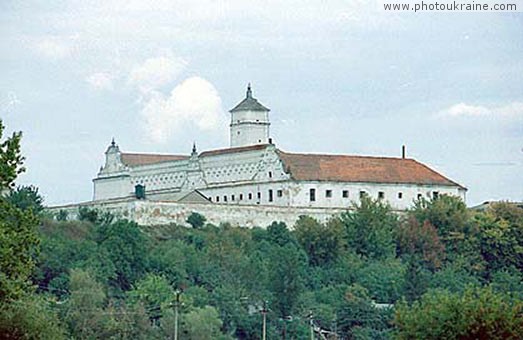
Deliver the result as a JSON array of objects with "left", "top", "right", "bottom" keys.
[{"left": 93, "top": 85, "right": 466, "bottom": 210}]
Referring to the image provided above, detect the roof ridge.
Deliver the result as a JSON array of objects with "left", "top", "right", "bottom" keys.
[
  {"left": 199, "top": 144, "right": 270, "bottom": 157},
  {"left": 277, "top": 149, "right": 411, "bottom": 161},
  {"left": 122, "top": 152, "right": 188, "bottom": 157}
]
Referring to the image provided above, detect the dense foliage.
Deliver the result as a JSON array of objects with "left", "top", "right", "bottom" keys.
[
  {"left": 28, "top": 196, "right": 522, "bottom": 339},
  {"left": 2, "top": 120, "right": 523, "bottom": 339}
]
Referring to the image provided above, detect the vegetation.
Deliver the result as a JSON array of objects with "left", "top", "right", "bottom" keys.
[{"left": 2, "top": 119, "right": 523, "bottom": 338}]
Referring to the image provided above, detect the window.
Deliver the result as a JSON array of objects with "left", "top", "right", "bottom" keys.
[
  {"left": 237, "top": 131, "right": 240, "bottom": 135},
  {"left": 248, "top": 193, "right": 253, "bottom": 200},
  {"left": 360, "top": 191, "right": 366, "bottom": 199},
  {"left": 378, "top": 191, "right": 385, "bottom": 199},
  {"left": 239, "top": 194, "right": 243, "bottom": 200},
  {"left": 223, "top": 196, "right": 227, "bottom": 202},
  {"left": 326, "top": 190, "right": 332, "bottom": 198},
  {"left": 268, "top": 171, "right": 272, "bottom": 178},
  {"left": 257, "top": 192, "right": 261, "bottom": 199},
  {"left": 398, "top": 192, "right": 403, "bottom": 199},
  {"left": 268, "top": 189, "right": 273, "bottom": 202},
  {"left": 342, "top": 190, "right": 349, "bottom": 198},
  {"left": 417, "top": 193, "right": 422, "bottom": 200},
  {"left": 433, "top": 191, "right": 439, "bottom": 199},
  {"left": 277, "top": 190, "right": 283, "bottom": 197},
  {"left": 310, "top": 188, "right": 316, "bottom": 202},
  {"left": 231, "top": 194, "right": 235, "bottom": 201},
  {"left": 216, "top": 196, "right": 219, "bottom": 202}
]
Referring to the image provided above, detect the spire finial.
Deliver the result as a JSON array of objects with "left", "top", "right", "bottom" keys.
[
  {"left": 192, "top": 142, "right": 197, "bottom": 155},
  {"left": 246, "top": 83, "right": 252, "bottom": 98}
]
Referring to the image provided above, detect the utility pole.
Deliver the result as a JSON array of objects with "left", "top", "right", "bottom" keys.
[
  {"left": 261, "top": 301, "right": 267, "bottom": 340},
  {"left": 309, "top": 310, "right": 314, "bottom": 340},
  {"left": 173, "top": 290, "right": 181, "bottom": 340}
]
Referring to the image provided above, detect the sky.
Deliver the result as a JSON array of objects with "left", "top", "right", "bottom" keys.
[{"left": 1, "top": 0, "right": 522, "bottom": 206}]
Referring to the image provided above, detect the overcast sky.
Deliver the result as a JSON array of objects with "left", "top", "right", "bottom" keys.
[{"left": 1, "top": 0, "right": 522, "bottom": 206}]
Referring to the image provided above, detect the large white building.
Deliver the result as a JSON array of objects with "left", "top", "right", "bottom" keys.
[{"left": 93, "top": 85, "right": 466, "bottom": 210}]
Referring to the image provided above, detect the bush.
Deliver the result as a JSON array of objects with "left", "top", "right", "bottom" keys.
[{"left": 186, "top": 212, "right": 206, "bottom": 229}]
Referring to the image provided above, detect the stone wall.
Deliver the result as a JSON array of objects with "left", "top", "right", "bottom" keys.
[{"left": 49, "top": 199, "right": 350, "bottom": 229}]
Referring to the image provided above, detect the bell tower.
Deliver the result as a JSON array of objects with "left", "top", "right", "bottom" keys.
[{"left": 229, "top": 84, "right": 270, "bottom": 148}]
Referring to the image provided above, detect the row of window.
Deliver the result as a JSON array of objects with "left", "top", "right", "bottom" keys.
[
  {"left": 212, "top": 189, "right": 440, "bottom": 204},
  {"left": 213, "top": 189, "right": 284, "bottom": 203},
  {"left": 309, "top": 189, "right": 439, "bottom": 202}
]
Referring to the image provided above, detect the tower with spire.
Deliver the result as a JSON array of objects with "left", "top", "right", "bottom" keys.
[{"left": 229, "top": 84, "right": 271, "bottom": 148}]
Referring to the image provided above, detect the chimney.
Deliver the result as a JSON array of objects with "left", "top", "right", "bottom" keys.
[{"left": 402, "top": 145, "right": 406, "bottom": 159}]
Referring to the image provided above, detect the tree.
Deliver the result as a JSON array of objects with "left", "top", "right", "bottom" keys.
[
  {"left": 182, "top": 306, "right": 228, "bottom": 340},
  {"left": 127, "top": 274, "right": 175, "bottom": 322},
  {"left": 0, "top": 120, "right": 39, "bottom": 302},
  {"left": 186, "top": 212, "right": 206, "bottom": 229},
  {"left": 0, "top": 197, "right": 39, "bottom": 301},
  {"left": 394, "top": 286, "right": 523, "bottom": 339},
  {"left": 0, "top": 294, "right": 67, "bottom": 339},
  {"left": 94, "top": 219, "right": 149, "bottom": 291},
  {"left": 475, "top": 203, "right": 523, "bottom": 273},
  {"left": 0, "top": 119, "right": 24, "bottom": 190},
  {"left": 5, "top": 185, "right": 44, "bottom": 213},
  {"left": 293, "top": 216, "right": 344, "bottom": 266},
  {"left": 411, "top": 194, "right": 468, "bottom": 238},
  {"left": 266, "top": 221, "right": 296, "bottom": 247},
  {"left": 337, "top": 284, "right": 393, "bottom": 339},
  {"left": 64, "top": 269, "right": 107, "bottom": 339},
  {"left": 397, "top": 216, "right": 448, "bottom": 302},
  {"left": 340, "top": 196, "right": 397, "bottom": 259},
  {"left": 396, "top": 217, "right": 445, "bottom": 271},
  {"left": 267, "top": 243, "right": 307, "bottom": 318}
]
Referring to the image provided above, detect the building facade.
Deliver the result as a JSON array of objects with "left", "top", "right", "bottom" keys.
[{"left": 93, "top": 86, "right": 466, "bottom": 210}]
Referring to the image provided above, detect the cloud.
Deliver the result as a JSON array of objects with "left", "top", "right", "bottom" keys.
[
  {"left": 444, "top": 103, "right": 490, "bottom": 117},
  {"left": 33, "top": 36, "right": 72, "bottom": 60},
  {"left": 141, "top": 77, "right": 224, "bottom": 143},
  {"left": 85, "top": 72, "right": 114, "bottom": 91},
  {"left": 438, "top": 102, "right": 523, "bottom": 119},
  {"left": 128, "top": 55, "right": 188, "bottom": 93}
]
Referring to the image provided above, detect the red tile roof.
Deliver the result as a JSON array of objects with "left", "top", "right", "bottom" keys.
[
  {"left": 121, "top": 153, "right": 188, "bottom": 166},
  {"left": 277, "top": 151, "right": 465, "bottom": 188},
  {"left": 120, "top": 146, "right": 465, "bottom": 189}
]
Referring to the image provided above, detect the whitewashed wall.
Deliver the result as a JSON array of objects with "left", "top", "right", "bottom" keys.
[{"left": 49, "top": 199, "right": 349, "bottom": 229}]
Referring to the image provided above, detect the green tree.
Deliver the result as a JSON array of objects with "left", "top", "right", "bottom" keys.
[
  {"left": 394, "top": 286, "right": 523, "bottom": 339},
  {"left": 64, "top": 269, "right": 107, "bottom": 339},
  {"left": 0, "top": 120, "right": 39, "bottom": 302},
  {"left": 475, "top": 203, "right": 523, "bottom": 273},
  {"left": 266, "top": 221, "right": 296, "bottom": 247},
  {"left": 6, "top": 185, "right": 44, "bottom": 213},
  {"left": 181, "top": 306, "right": 229, "bottom": 340},
  {"left": 128, "top": 274, "right": 175, "bottom": 322},
  {"left": 0, "top": 119, "right": 24, "bottom": 190},
  {"left": 355, "top": 257, "right": 406, "bottom": 303},
  {"left": 0, "top": 294, "right": 67, "bottom": 339},
  {"left": 337, "top": 284, "right": 393, "bottom": 339},
  {"left": 0, "top": 198, "right": 39, "bottom": 301},
  {"left": 411, "top": 194, "right": 468, "bottom": 238},
  {"left": 186, "top": 212, "right": 206, "bottom": 228},
  {"left": 293, "top": 216, "right": 344, "bottom": 266},
  {"left": 94, "top": 219, "right": 149, "bottom": 291},
  {"left": 340, "top": 196, "right": 397, "bottom": 259},
  {"left": 267, "top": 244, "right": 307, "bottom": 318}
]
